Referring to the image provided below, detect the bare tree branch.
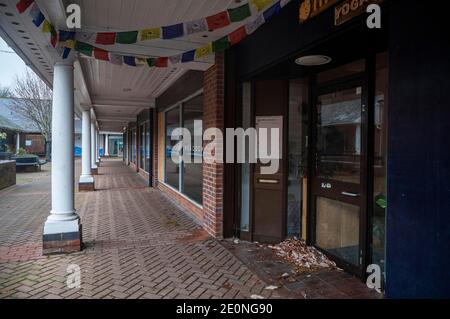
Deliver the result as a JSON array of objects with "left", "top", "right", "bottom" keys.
[{"left": 9, "top": 70, "right": 52, "bottom": 141}]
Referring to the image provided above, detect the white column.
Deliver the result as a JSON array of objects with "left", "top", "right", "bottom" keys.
[
  {"left": 44, "top": 62, "right": 80, "bottom": 236},
  {"left": 96, "top": 130, "right": 100, "bottom": 163},
  {"left": 79, "top": 110, "right": 93, "bottom": 183},
  {"left": 90, "top": 121, "right": 97, "bottom": 170},
  {"left": 105, "top": 134, "right": 110, "bottom": 156},
  {"left": 16, "top": 133, "right": 20, "bottom": 153}
]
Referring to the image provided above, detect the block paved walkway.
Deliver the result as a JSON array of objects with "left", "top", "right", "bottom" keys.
[{"left": 0, "top": 159, "right": 284, "bottom": 299}]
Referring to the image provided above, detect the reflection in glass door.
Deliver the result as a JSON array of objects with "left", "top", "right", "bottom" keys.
[{"left": 312, "top": 82, "right": 366, "bottom": 272}]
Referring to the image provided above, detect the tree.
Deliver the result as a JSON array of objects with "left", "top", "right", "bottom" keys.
[
  {"left": 0, "top": 84, "right": 10, "bottom": 98},
  {"left": 10, "top": 70, "right": 52, "bottom": 160}
]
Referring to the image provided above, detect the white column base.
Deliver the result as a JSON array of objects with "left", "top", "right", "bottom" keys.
[
  {"left": 44, "top": 215, "right": 80, "bottom": 235},
  {"left": 79, "top": 175, "right": 94, "bottom": 184}
]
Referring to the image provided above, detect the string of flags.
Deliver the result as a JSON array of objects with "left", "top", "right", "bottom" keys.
[{"left": 16, "top": 0, "right": 291, "bottom": 68}]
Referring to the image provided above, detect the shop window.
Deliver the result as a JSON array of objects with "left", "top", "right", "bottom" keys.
[
  {"left": 146, "top": 122, "right": 151, "bottom": 173},
  {"left": 140, "top": 124, "right": 145, "bottom": 170},
  {"left": 287, "top": 79, "right": 309, "bottom": 238},
  {"left": 182, "top": 95, "right": 203, "bottom": 204},
  {"left": 165, "top": 107, "right": 180, "bottom": 190},
  {"left": 131, "top": 128, "right": 136, "bottom": 163},
  {"left": 240, "top": 82, "right": 252, "bottom": 232},
  {"left": 164, "top": 94, "right": 204, "bottom": 205},
  {"left": 372, "top": 52, "right": 388, "bottom": 280}
]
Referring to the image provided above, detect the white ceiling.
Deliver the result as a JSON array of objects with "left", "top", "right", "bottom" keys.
[{"left": 1, "top": 0, "right": 277, "bottom": 132}]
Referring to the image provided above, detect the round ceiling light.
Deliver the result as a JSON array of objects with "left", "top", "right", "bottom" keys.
[{"left": 295, "top": 55, "right": 332, "bottom": 66}]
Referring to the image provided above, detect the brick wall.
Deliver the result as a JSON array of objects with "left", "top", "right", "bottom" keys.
[
  {"left": 0, "top": 160, "right": 16, "bottom": 190},
  {"left": 202, "top": 53, "right": 225, "bottom": 239}
]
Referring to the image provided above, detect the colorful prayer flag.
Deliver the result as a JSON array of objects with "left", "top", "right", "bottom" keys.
[
  {"left": 29, "top": 3, "right": 44, "bottom": 27},
  {"left": 245, "top": 13, "right": 265, "bottom": 34},
  {"left": 116, "top": 31, "right": 138, "bottom": 44},
  {"left": 63, "top": 39, "right": 76, "bottom": 49},
  {"left": 206, "top": 11, "right": 230, "bottom": 31},
  {"left": 169, "top": 54, "right": 182, "bottom": 65},
  {"left": 195, "top": 43, "right": 213, "bottom": 60},
  {"left": 228, "top": 26, "right": 247, "bottom": 46},
  {"left": 228, "top": 3, "right": 251, "bottom": 23},
  {"left": 136, "top": 58, "right": 147, "bottom": 66},
  {"left": 95, "top": 32, "right": 116, "bottom": 45},
  {"left": 146, "top": 58, "right": 156, "bottom": 67},
  {"left": 250, "top": 0, "right": 272, "bottom": 12},
  {"left": 263, "top": 2, "right": 281, "bottom": 22},
  {"left": 140, "top": 28, "right": 161, "bottom": 41},
  {"left": 213, "top": 36, "right": 230, "bottom": 53},
  {"left": 62, "top": 47, "right": 71, "bottom": 59},
  {"left": 181, "top": 50, "right": 195, "bottom": 63},
  {"left": 50, "top": 25, "right": 57, "bottom": 47},
  {"left": 185, "top": 18, "right": 208, "bottom": 35},
  {"left": 59, "top": 31, "right": 75, "bottom": 42},
  {"left": 94, "top": 47, "right": 109, "bottom": 61},
  {"left": 155, "top": 57, "right": 168, "bottom": 68},
  {"left": 162, "top": 24, "right": 184, "bottom": 39},
  {"left": 74, "top": 41, "right": 93, "bottom": 57},
  {"left": 109, "top": 54, "right": 123, "bottom": 65},
  {"left": 16, "top": 0, "right": 34, "bottom": 14},
  {"left": 42, "top": 20, "right": 51, "bottom": 33},
  {"left": 123, "top": 56, "right": 136, "bottom": 66},
  {"left": 75, "top": 32, "right": 96, "bottom": 42}
]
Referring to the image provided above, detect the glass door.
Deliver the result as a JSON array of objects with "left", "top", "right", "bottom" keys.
[{"left": 312, "top": 80, "right": 367, "bottom": 275}]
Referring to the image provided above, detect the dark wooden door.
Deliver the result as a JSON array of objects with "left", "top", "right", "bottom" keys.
[{"left": 252, "top": 80, "right": 288, "bottom": 243}]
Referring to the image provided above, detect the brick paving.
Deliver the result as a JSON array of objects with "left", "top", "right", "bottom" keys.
[
  {"left": 0, "top": 159, "right": 380, "bottom": 299},
  {"left": 0, "top": 159, "right": 284, "bottom": 299}
]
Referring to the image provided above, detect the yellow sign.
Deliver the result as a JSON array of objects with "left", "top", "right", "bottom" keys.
[
  {"left": 335, "top": 0, "right": 384, "bottom": 26},
  {"left": 299, "top": 0, "right": 338, "bottom": 24}
]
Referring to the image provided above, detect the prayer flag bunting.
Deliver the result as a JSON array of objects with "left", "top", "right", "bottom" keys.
[
  {"left": 75, "top": 32, "right": 96, "bottom": 42},
  {"left": 206, "top": 11, "right": 230, "bottom": 31},
  {"left": 195, "top": 43, "right": 213, "bottom": 60},
  {"left": 250, "top": 0, "right": 272, "bottom": 12},
  {"left": 75, "top": 41, "right": 93, "bottom": 57},
  {"left": 162, "top": 24, "right": 184, "bottom": 39},
  {"left": 62, "top": 47, "right": 71, "bottom": 59},
  {"left": 123, "top": 56, "right": 136, "bottom": 67},
  {"left": 116, "top": 31, "right": 138, "bottom": 44},
  {"left": 228, "top": 3, "right": 251, "bottom": 23},
  {"left": 182, "top": 50, "right": 195, "bottom": 63},
  {"left": 50, "top": 25, "right": 57, "bottom": 47},
  {"left": 16, "top": 0, "right": 34, "bottom": 14},
  {"left": 95, "top": 32, "right": 116, "bottom": 45},
  {"left": 146, "top": 58, "right": 156, "bottom": 67},
  {"left": 109, "top": 54, "right": 123, "bottom": 65},
  {"left": 155, "top": 57, "right": 168, "bottom": 68},
  {"left": 29, "top": 3, "right": 44, "bottom": 27},
  {"left": 185, "top": 18, "right": 208, "bottom": 35},
  {"left": 42, "top": 20, "right": 51, "bottom": 33},
  {"left": 59, "top": 31, "right": 75, "bottom": 42},
  {"left": 213, "top": 36, "right": 230, "bottom": 53},
  {"left": 229, "top": 26, "right": 247, "bottom": 46},
  {"left": 169, "top": 54, "right": 182, "bottom": 65},
  {"left": 245, "top": 13, "right": 265, "bottom": 34},
  {"left": 136, "top": 58, "right": 147, "bottom": 66},
  {"left": 94, "top": 47, "right": 109, "bottom": 61},
  {"left": 140, "top": 28, "right": 161, "bottom": 41},
  {"left": 63, "top": 39, "right": 76, "bottom": 49},
  {"left": 263, "top": 2, "right": 281, "bottom": 22}
]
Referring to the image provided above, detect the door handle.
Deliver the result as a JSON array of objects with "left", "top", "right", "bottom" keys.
[{"left": 341, "top": 191, "right": 359, "bottom": 197}]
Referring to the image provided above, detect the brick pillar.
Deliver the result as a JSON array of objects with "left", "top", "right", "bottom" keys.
[{"left": 202, "top": 53, "right": 225, "bottom": 238}]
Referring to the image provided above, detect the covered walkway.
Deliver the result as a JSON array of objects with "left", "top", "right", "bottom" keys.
[{"left": 0, "top": 159, "right": 282, "bottom": 299}]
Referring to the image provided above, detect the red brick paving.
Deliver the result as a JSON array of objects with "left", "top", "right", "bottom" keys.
[{"left": 0, "top": 159, "right": 282, "bottom": 299}]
